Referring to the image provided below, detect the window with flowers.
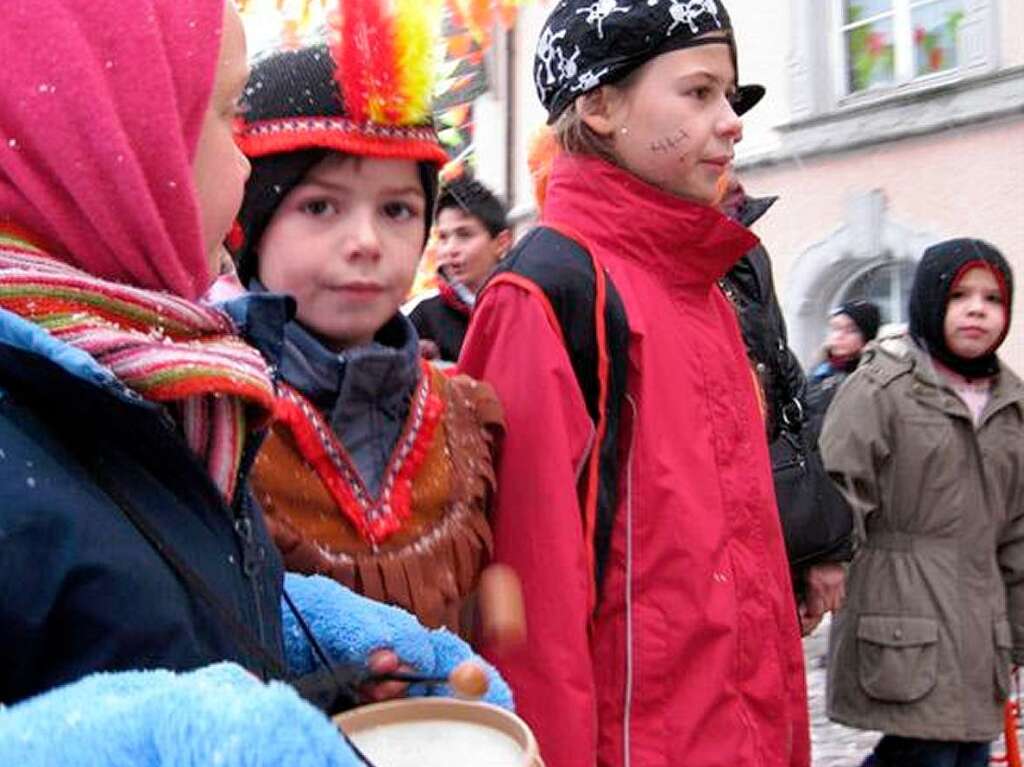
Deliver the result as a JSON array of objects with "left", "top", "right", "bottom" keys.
[{"left": 840, "top": 0, "right": 966, "bottom": 95}]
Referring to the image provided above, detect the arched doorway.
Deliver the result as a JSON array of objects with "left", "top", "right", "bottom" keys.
[{"left": 782, "top": 190, "right": 939, "bottom": 365}]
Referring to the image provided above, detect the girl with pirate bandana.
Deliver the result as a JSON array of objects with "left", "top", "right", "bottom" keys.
[
  {"left": 458, "top": 0, "right": 811, "bottom": 765},
  {"left": 821, "top": 240, "right": 1023, "bottom": 767}
]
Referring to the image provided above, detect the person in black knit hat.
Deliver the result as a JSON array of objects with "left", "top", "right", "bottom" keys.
[
  {"left": 837, "top": 299, "right": 882, "bottom": 344},
  {"left": 806, "top": 298, "right": 882, "bottom": 438},
  {"left": 820, "top": 245, "right": 1021, "bottom": 767},
  {"left": 231, "top": 2, "right": 513, "bottom": 652}
]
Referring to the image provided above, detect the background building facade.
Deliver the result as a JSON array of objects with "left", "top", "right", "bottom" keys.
[{"left": 473, "top": 0, "right": 1024, "bottom": 371}]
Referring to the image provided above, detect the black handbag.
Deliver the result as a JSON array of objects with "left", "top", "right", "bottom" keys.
[{"left": 769, "top": 400, "right": 853, "bottom": 568}]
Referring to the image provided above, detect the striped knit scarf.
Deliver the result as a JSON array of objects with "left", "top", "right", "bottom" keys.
[{"left": 0, "top": 235, "right": 276, "bottom": 502}]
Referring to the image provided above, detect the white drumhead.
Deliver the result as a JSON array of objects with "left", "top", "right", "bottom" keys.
[
  {"left": 335, "top": 699, "right": 538, "bottom": 767},
  {"left": 351, "top": 719, "right": 524, "bottom": 766}
]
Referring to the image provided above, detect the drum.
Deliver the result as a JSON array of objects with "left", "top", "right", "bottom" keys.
[{"left": 334, "top": 698, "right": 543, "bottom": 767}]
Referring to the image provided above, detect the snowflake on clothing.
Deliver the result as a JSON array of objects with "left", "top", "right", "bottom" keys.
[
  {"left": 666, "top": 0, "right": 721, "bottom": 36},
  {"left": 536, "top": 26, "right": 568, "bottom": 89},
  {"left": 571, "top": 66, "right": 611, "bottom": 93},
  {"left": 575, "top": 0, "right": 632, "bottom": 40},
  {"left": 556, "top": 45, "right": 582, "bottom": 80}
]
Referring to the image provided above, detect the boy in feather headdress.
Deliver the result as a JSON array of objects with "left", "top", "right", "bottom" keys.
[{"left": 233, "top": 0, "right": 504, "bottom": 639}]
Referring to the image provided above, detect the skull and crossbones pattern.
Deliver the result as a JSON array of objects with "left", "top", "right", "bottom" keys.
[
  {"left": 570, "top": 66, "right": 611, "bottom": 93},
  {"left": 556, "top": 45, "right": 582, "bottom": 80},
  {"left": 666, "top": 0, "right": 721, "bottom": 36},
  {"left": 535, "top": 26, "right": 568, "bottom": 91},
  {"left": 533, "top": 0, "right": 732, "bottom": 117},
  {"left": 574, "top": 0, "right": 632, "bottom": 40}
]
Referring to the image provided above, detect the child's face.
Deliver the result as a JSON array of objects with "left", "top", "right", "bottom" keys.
[
  {"left": 192, "top": 2, "right": 251, "bottom": 276},
  {"left": 436, "top": 207, "right": 508, "bottom": 293},
  {"left": 826, "top": 313, "right": 866, "bottom": 358},
  {"left": 944, "top": 266, "right": 1007, "bottom": 359},
  {"left": 602, "top": 40, "right": 741, "bottom": 204},
  {"left": 257, "top": 155, "right": 426, "bottom": 350}
]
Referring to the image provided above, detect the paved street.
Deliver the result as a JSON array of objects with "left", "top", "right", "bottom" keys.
[{"left": 803, "top": 615, "right": 880, "bottom": 767}]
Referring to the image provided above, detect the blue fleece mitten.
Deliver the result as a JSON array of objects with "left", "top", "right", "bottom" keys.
[
  {"left": 283, "top": 572, "right": 438, "bottom": 675},
  {"left": 420, "top": 627, "right": 514, "bottom": 710},
  {"left": 0, "top": 663, "right": 362, "bottom": 767},
  {"left": 283, "top": 573, "right": 513, "bottom": 709}
]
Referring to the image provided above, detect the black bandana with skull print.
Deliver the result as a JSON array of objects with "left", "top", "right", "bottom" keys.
[{"left": 534, "top": 0, "right": 739, "bottom": 122}]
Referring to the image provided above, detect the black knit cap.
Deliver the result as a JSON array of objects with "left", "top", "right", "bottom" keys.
[
  {"left": 909, "top": 238, "right": 1014, "bottom": 380},
  {"left": 234, "top": 44, "right": 445, "bottom": 285},
  {"left": 535, "top": 0, "right": 739, "bottom": 122},
  {"left": 833, "top": 300, "right": 881, "bottom": 342}
]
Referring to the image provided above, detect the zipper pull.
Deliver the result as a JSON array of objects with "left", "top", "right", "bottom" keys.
[{"left": 234, "top": 517, "right": 263, "bottom": 577}]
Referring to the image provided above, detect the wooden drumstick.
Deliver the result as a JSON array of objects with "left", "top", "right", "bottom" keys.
[
  {"left": 478, "top": 563, "right": 527, "bottom": 651},
  {"left": 367, "top": 660, "right": 489, "bottom": 700}
]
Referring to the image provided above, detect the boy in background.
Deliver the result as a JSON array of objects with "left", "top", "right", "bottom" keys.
[{"left": 410, "top": 177, "right": 511, "bottom": 362}]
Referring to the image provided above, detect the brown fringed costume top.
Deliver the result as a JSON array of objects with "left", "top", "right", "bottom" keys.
[{"left": 252, "top": 362, "right": 502, "bottom": 635}]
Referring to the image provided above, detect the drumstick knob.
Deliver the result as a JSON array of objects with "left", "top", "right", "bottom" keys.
[
  {"left": 448, "top": 660, "right": 490, "bottom": 699},
  {"left": 478, "top": 564, "right": 527, "bottom": 650}
]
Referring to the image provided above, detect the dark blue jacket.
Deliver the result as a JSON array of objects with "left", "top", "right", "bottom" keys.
[{"left": 0, "top": 302, "right": 286, "bottom": 705}]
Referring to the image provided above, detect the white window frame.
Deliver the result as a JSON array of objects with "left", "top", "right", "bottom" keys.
[
  {"left": 836, "top": 257, "right": 918, "bottom": 326},
  {"left": 772, "top": 0, "right": 1007, "bottom": 164},
  {"left": 831, "top": 0, "right": 969, "bottom": 101}
]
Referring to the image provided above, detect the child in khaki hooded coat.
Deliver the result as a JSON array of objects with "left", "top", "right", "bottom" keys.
[{"left": 822, "top": 239, "right": 1024, "bottom": 767}]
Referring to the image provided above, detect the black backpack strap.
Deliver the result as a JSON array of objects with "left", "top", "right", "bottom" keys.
[
  {"left": 484, "top": 224, "right": 629, "bottom": 608},
  {"left": 81, "top": 451, "right": 387, "bottom": 740},
  {"left": 80, "top": 452, "right": 290, "bottom": 680}
]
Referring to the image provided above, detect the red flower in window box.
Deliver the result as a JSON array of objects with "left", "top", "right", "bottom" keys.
[
  {"left": 914, "top": 26, "right": 927, "bottom": 45},
  {"left": 867, "top": 31, "right": 884, "bottom": 55},
  {"left": 929, "top": 46, "right": 944, "bottom": 71}
]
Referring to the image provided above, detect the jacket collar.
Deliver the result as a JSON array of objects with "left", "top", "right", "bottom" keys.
[
  {"left": 735, "top": 195, "right": 778, "bottom": 228},
  {"left": 437, "top": 270, "right": 474, "bottom": 316},
  {"left": 0, "top": 307, "right": 148, "bottom": 407},
  {"left": 881, "top": 333, "right": 1024, "bottom": 424},
  {"left": 277, "top": 310, "right": 420, "bottom": 422},
  {"left": 986, "top": 364, "right": 1024, "bottom": 421},
  {"left": 541, "top": 153, "right": 758, "bottom": 289}
]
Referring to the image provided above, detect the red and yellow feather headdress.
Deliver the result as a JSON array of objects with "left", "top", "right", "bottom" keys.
[
  {"left": 235, "top": 0, "right": 447, "bottom": 167},
  {"left": 331, "top": 0, "right": 441, "bottom": 127}
]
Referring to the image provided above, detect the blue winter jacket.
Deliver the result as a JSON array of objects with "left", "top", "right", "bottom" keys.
[
  {"left": 0, "top": 299, "right": 513, "bottom": 765},
  {"left": 0, "top": 297, "right": 291, "bottom": 703}
]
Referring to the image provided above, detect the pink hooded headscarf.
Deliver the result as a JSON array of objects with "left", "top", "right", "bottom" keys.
[{"left": 0, "top": 0, "right": 225, "bottom": 301}]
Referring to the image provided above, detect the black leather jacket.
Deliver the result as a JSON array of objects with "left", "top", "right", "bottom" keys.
[
  {"left": 721, "top": 196, "right": 852, "bottom": 579},
  {"left": 721, "top": 196, "right": 808, "bottom": 442}
]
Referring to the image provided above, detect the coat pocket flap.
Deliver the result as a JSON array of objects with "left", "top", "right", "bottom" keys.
[
  {"left": 995, "top": 619, "right": 1013, "bottom": 649},
  {"left": 857, "top": 615, "right": 938, "bottom": 647}
]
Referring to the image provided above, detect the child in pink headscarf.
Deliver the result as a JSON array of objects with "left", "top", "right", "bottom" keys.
[{"left": 0, "top": 1, "right": 507, "bottom": 763}]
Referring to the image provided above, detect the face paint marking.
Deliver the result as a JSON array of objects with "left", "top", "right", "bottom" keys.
[{"left": 650, "top": 128, "right": 688, "bottom": 153}]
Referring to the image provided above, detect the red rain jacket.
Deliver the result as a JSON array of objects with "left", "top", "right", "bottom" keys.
[{"left": 460, "top": 154, "right": 810, "bottom": 767}]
